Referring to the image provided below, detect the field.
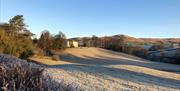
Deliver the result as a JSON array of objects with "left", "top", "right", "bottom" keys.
[{"left": 30, "top": 48, "right": 180, "bottom": 91}]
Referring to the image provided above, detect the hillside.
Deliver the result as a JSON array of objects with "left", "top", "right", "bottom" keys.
[
  {"left": 69, "top": 34, "right": 180, "bottom": 45},
  {"left": 115, "top": 34, "right": 180, "bottom": 43},
  {"left": 141, "top": 38, "right": 180, "bottom": 43},
  {"left": 30, "top": 48, "right": 180, "bottom": 91}
]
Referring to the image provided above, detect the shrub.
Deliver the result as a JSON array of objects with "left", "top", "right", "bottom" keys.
[
  {"left": 19, "top": 50, "right": 34, "bottom": 59},
  {"left": 0, "top": 63, "right": 44, "bottom": 91},
  {"left": 32, "top": 48, "right": 44, "bottom": 56},
  {"left": 51, "top": 55, "right": 59, "bottom": 61},
  {"left": 0, "top": 54, "right": 83, "bottom": 91}
]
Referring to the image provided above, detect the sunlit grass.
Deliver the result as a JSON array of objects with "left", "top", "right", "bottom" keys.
[{"left": 29, "top": 55, "right": 72, "bottom": 66}]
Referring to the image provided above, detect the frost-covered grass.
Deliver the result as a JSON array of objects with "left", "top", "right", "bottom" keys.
[
  {"left": 30, "top": 48, "right": 180, "bottom": 91},
  {"left": 0, "top": 54, "right": 82, "bottom": 91}
]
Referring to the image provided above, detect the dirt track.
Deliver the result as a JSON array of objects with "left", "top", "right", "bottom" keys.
[{"left": 33, "top": 48, "right": 180, "bottom": 91}]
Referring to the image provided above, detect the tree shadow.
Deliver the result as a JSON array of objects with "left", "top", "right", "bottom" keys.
[
  {"left": 28, "top": 49, "right": 180, "bottom": 89},
  {"left": 59, "top": 53, "right": 180, "bottom": 73},
  {"left": 96, "top": 48, "right": 145, "bottom": 60},
  {"left": 49, "top": 64, "right": 180, "bottom": 89}
]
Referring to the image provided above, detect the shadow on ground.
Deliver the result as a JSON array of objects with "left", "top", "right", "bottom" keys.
[
  {"left": 59, "top": 53, "right": 180, "bottom": 73},
  {"left": 29, "top": 51, "right": 180, "bottom": 90},
  {"left": 49, "top": 63, "right": 180, "bottom": 89}
]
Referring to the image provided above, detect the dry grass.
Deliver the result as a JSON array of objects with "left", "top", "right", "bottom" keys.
[{"left": 29, "top": 55, "right": 72, "bottom": 65}]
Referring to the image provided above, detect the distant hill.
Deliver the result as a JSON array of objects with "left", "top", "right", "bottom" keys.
[
  {"left": 112, "top": 34, "right": 180, "bottom": 44},
  {"left": 69, "top": 34, "right": 180, "bottom": 44},
  {"left": 140, "top": 38, "right": 180, "bottom": 44},
  {"left": 113, "top": 34, "right": 144, "bottom": 43}
]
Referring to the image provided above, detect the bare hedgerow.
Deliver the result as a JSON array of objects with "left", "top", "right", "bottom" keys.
[
  {"left": 0, "top": 63, "right": 45, "bottom": 91},
  {"left": 0, "top": 54, "right": 83, "bottom": 91}
]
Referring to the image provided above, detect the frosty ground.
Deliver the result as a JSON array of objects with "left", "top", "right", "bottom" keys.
[{"left": 30, "top": 48, "right": 180, "bottom": 91}]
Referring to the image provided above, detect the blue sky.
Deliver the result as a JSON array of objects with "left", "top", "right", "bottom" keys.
[{"left": 0, "top": 0, "right": 180, "bottom": 38}]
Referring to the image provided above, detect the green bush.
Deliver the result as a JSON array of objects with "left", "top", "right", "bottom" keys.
[
  {"left": 19, "top": 50, "right": 34, "bottom": 59},
  {"left": 0, "top": 15, "right": 34, "bottom": 59}
]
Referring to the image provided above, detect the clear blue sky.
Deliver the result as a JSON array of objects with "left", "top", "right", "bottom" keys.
[{"left": 0, "top": 0, "right": 180, "bottom": 38}]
